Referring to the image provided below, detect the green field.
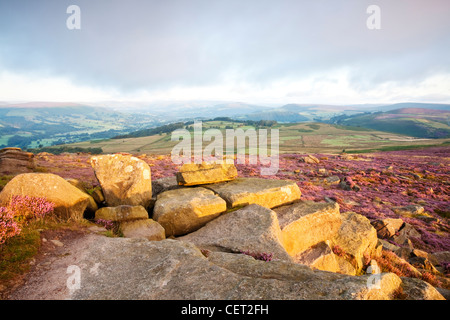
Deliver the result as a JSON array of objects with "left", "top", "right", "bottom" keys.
[{"left": 62, "top": 121, "right": 450, "bottom": 155}]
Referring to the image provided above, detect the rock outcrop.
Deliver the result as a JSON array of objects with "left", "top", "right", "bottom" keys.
[
  {"left": 68, "top": 237, "right": 444, "bottom": 300},
  {"left": 90, "top": 154, "right": 152, "bottom": 208},
  {"left": 0, "top": 173, "right": 90, "bottom": 220},
  {"left": 0, "top": 147, "right": 36, "bottom": 174}
]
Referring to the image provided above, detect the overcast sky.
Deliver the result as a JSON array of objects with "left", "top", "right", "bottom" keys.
[{"left": 0, "top": 0, "right": 449, "bottom": 105}]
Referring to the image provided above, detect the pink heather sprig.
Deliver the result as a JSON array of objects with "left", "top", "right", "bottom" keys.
[
  {"left": 241, "top": 250, "right": 273, "bottom": 262},
  {"left": 8, "top": 195, "right": 55, "bottom": 224},
  {"left": 96, "top": 219, "right": 114, "bottom": 230},
  {"left": 0, "top": 206, "right": 22, "bottom": 245}
]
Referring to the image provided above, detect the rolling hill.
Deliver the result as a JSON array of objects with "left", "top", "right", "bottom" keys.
[
  {"left": 60, "top": 120, "right": 450, "bottom": 155},
  {"left": 333, "top": 108, "right": 450, "bottom": 139},
  {"left": 0, "top": 103, "right": 159, "bottom": 149}
]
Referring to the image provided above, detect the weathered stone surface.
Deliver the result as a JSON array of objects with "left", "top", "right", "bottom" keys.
[
  {"left": 430, "top": 251, "right": 450, "bottom": 266},
  {"left": 392, "top": 223, "right": 421, "bottom": 246},
  {"left": 90, "top": 187, "right": 105, "bottom": 205},
  {"left": 332, "top": 212, "right": 379, "bottom": 273},
  {"left": 95, "top": 205, "right": 149, "bottom": 222},
  {"left": 400, "top": 277, "right": 446, "bottom": 300},
  {"left": 0, "top": 147, "right": 36, "bottom": 174},
  {"left": 379, "top": 239, "right": 401, "bottom": 252},
  {"left": 65, "top": 178, "right": 98, "bottom": 214},
  {"left": 273, "top": 200, "right": 341, "bottom": 257},
  {"left": 294, "top": 241, "right": 340, "bottom": 273},
  {"left": 90, "top": 154, "right": 152, "bottom": 208},
  {"left": 179, "top": 204, "right": 292, "bottom": 262},
  {"left": 176, "top": 162, "right": 238, "bottom": 186},
  {"left": 120, "top": 219, "right": 165, "bottom": 241},
  {"left": 152, "top": 176, "right": 180, "bottom": 197},
  {"left": 0, "top": 173, "right": 90, "bottom": 221},
  {"left": 204, "top": 178, "right": 301, "bottom": 209},
  {"left": 153, "top": 187, "right": 227, "bottom": 237},
  {"left": 68, "top": 237, "right": 435, "bottom": 300},
  {"left": 371, "top": 218, "right": 404, "bottom": 239}
]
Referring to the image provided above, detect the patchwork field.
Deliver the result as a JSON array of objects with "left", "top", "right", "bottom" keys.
[{"left": 64, "top": 122, "right": 450, "bottom": 155}]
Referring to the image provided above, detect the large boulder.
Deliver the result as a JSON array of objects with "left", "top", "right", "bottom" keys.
[
  {"left": 64, "top": 237, "right": 443, "bottom": 300},
  {"left": 90, "top": 154, "right": 152, "bottom": 208},
  {"left": 332, "top": 212, "right": 379, "bottom": 273},
  {"left": 153, "top": 187, "right": 227, "bottom": 237},
  {"left": 273, "top": 200, "right": 341, "bottom": 257},
  {"left": 0, "top": 147, "right": 36, "bottom": 174},
  {"left": 0, "top": 173, "right": 90, "bottom": 221},
  {"left": 176, "top": 162, "right": 238, "bottom": 186},
  {"left": 204, "top": 178, "right": 301, "bottom": 209},
  {"left": 179, "top": 204, "right": 292, "bottom": 262}
]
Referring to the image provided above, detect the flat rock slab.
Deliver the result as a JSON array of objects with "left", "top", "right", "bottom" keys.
[
  {"left": 204, "top": 178, "right": 301, "bottom": 209},
  {"left": 176, "top": 163, "right": 238, "bottom": 186},
  {"left": 91, "top": 154, "right": 152, "bottom": 208},
  {"left": 273, "top": 200, "right": 341, "bottom": 257},
  {"left": 179, "top": 204, "right": 292, "bottom": 262},
  {"left": 66, "top": 237, "right": 441, "bottom": 300},
  {"left": 153, "top": 187, "right": 227, "bottom": 237},
  {"left": 95, "top": 205, "right": 149, "bottom": 222},
  {"left": 7, "top": 234, "right": 444, "bottom": 300}
]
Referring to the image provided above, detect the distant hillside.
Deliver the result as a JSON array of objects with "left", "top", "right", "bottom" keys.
[
  {"left": 333, "top": 108, "right": 450, "bottom": 138},
  {"left": 376, "top": 102, "right": 450, "bottom": 112},
  {"left": 65, "top": 120, "right": 450, "bottom": 155},
  {"left": 237, "top": 104, "right": 341, "bottom": 122},
  {"left": 0, "top": 103, "right": 158, "bottom": 149}
]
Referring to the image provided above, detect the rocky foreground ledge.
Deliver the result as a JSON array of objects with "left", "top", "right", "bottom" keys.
[
  {"left": 1, "top": 152, "right": 447, "bottom": 300},
  {"left": 66, "top": 237, "right": 444, "bottom": 300}
]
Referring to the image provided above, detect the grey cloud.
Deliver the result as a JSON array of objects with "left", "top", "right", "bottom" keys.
[{"left": 0, "top": 0, "right": 449, "bottom": 95}]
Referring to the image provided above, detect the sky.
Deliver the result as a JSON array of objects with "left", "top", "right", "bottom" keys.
[{"left": 0, "top": 0, "right": 449, "bottom": 106}]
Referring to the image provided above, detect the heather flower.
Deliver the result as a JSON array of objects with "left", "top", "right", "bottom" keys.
[
  {"left": 8, "top": 195, "right": 55, "bottom": 224},
  {"left": 96, "top": 219, "right": 114, "bottom": 230},
  {"left": 241, "top": 250, "right": 273, "bottom": 262},
  {"left": 0, "top": 206, "right": 22, "bottom": 245}
]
